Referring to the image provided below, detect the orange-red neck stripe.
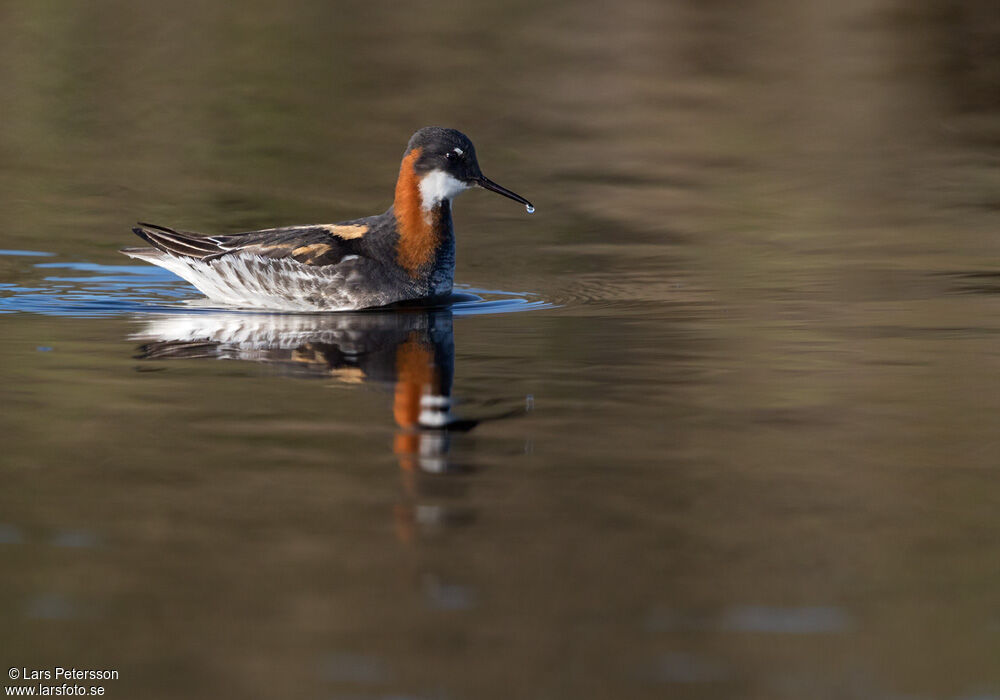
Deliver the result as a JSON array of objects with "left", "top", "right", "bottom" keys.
[{"left": 394, "top": 148, "right": 441, "bottom": 277}]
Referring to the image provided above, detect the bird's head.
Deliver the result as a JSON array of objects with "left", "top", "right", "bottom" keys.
[{"left": 403, "top": 127, "right": 533, "bottom": 212}]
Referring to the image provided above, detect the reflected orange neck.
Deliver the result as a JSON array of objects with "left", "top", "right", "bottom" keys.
[{"left": 393, "top": 333, "right": 439, "bottom": 431}]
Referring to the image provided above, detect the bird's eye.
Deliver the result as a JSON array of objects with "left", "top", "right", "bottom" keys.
[{"left": 445, "top": 151, "right": 458, "bottom": 162}]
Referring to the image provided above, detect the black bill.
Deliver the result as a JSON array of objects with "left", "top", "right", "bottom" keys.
[{"left": 476, "top": 175, "right": 533, "bottom": 210}]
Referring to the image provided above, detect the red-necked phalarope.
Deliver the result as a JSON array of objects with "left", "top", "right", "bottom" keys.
[{"left": 121, "top": 127, "right": 533, "bottom": 311}]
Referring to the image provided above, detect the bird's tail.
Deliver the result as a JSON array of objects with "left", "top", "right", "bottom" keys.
[{"left": 119, "top": 245, "right": 166, "bottom": 262}]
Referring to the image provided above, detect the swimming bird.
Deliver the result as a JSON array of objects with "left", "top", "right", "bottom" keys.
[{"left": 121, "top": 127, "right": 533, "bottom": 311}]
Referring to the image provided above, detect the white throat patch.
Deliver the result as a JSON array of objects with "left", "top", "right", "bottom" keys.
[{"left": 418, "top": 169, "right": 470, "bottom": 211}]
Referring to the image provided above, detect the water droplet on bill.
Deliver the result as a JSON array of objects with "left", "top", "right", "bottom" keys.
[{"left": 525, "top": 204, "right": 535, "bottom": 214}]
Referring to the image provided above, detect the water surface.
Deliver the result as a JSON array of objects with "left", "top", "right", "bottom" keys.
[{"left": 3, "top": 1, "right": 1000, "bottom": 698}]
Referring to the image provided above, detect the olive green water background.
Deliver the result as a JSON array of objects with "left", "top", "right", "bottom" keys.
[{"left": 3, "top": 1, "right": 1000, "bottom": 698}]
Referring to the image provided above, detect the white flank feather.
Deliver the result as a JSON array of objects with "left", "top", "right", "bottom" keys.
[{"left": 125, "top": 251, "right": 384, "bottom": 311}]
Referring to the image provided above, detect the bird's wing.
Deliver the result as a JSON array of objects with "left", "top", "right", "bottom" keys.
[{"left": 131, "top": 221, "right": 371, "bottom": 265}]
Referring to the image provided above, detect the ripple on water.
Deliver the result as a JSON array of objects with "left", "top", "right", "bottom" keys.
[
  {"left": 0, "top": 524, "right": 24, "bottom": 544},
  {"left": 0, "top": 249, "right": 55, "bottom": 257},
  {"left": 544, "top": 268, "right": 716, "bottom": 317},
  {"left": 0, "top": 252, "right": 554, "bottom": 318}
]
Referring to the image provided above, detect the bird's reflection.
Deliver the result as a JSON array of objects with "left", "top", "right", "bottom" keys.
[{"left": 131, "top": 307, "right": 526, "bottom": 541}]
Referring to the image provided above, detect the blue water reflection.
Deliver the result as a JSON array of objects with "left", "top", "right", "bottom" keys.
[{"left": 0, "top": 252, "right": 552, "bottom": 317}]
